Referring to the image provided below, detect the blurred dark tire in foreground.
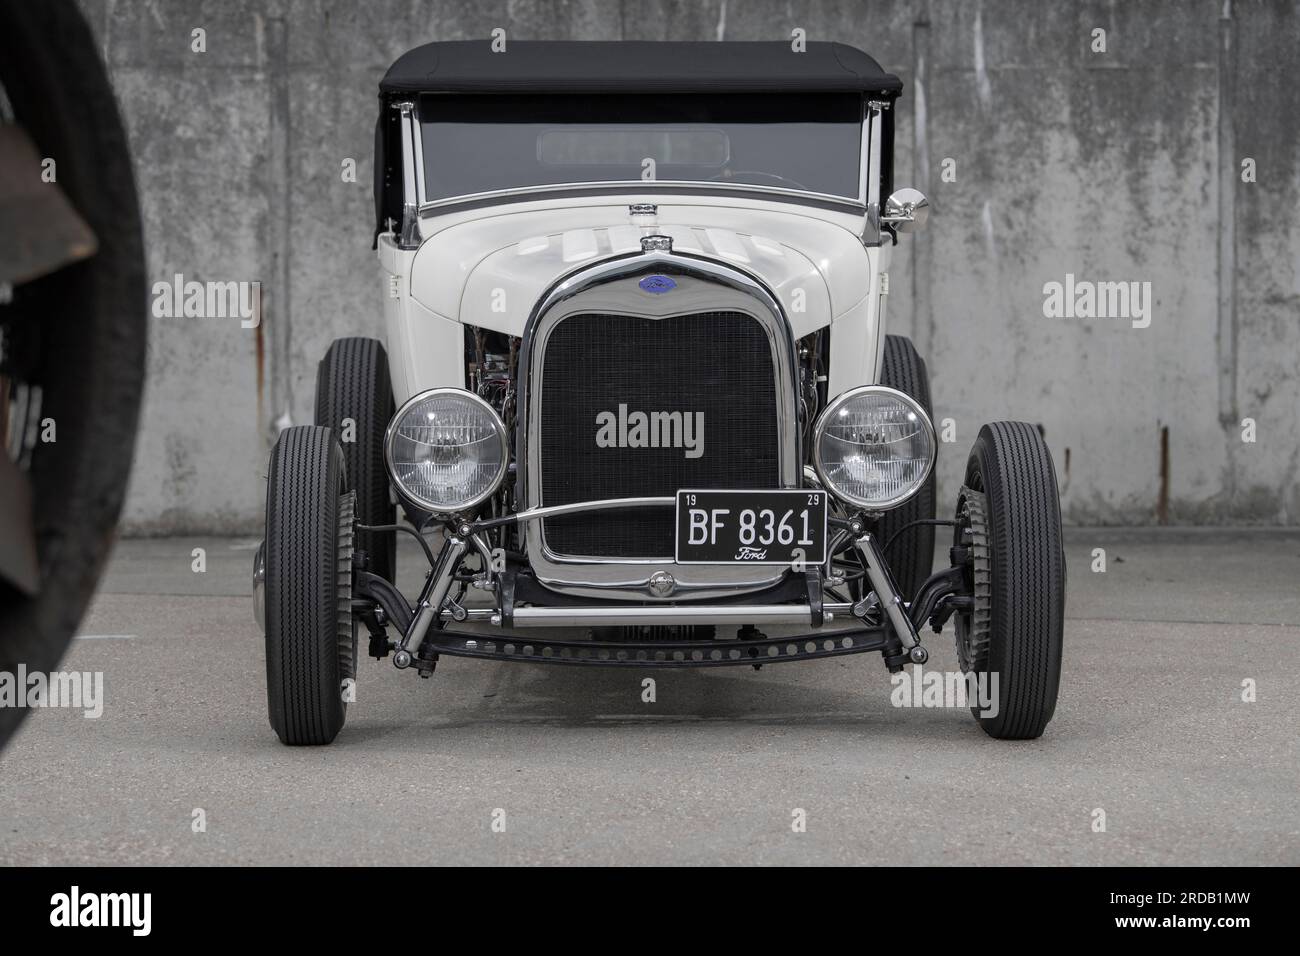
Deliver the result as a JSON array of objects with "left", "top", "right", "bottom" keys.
[{"left": 0, "top": 0, "right": 146, "bottom": 751}]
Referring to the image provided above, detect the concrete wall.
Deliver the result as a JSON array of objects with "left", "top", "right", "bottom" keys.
[{"left": 75, "top": 0, "right": 1300, "bottom": 533}]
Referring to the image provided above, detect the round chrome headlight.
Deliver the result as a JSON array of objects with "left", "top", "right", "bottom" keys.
[
  {"left": 384, "top": 388, "right": 509, "bottom": 514},
  {"left": 812, "top": 385, "right": 936, "bottom": 511}
]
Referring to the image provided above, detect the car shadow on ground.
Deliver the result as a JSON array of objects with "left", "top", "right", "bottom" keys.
[{"left": 329, "top": 654, "right": 1003, "bottom": 750}]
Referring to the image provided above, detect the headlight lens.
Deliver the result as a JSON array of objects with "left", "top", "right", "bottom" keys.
[
  {"left": 384, "top": 388, "right": 509, "bottom": 513},
  {"left": 813, "top": 385, "right": 936, "bottom": 511}
]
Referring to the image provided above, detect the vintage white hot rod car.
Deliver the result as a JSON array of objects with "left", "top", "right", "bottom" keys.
[{"left": 254, "top": 40, "right": 1065, "bottom": 745}]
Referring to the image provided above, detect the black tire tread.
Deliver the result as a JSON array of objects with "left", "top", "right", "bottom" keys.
[
  {"left": 966, "top": 421, "right": 1065, "bottom": 740},
  {"left": 265, "top": 426, "right": 347, "bottom": 745}
]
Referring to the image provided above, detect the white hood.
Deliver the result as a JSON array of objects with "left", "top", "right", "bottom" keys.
[{"left": 406, "top": 195, "right": 875, "bottom": 339}]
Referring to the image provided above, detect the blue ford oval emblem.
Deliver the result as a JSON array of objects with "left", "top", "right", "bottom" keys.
[{"left": 639, "top": 274, "right": 676, "bottom": 295}]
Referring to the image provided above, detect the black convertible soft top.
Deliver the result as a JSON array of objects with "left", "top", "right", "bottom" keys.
[{"left": 379, "top": 40, "right": 902, "bottom": 96}]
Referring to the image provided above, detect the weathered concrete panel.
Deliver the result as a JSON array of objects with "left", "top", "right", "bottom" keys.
[
  {"left": 1230, "top": 0, "right": 1300, "bottom": 522},
  {"left": 73, "top": 0, "right": 1299, "bottom": 531}
]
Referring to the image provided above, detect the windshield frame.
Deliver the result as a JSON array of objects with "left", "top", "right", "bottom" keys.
[{"left": 408, "top": 93, "right": 874, "bottom": 215}]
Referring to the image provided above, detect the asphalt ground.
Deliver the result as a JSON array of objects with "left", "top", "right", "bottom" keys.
[{"left": 0, "top": 529, "right": 1296, "bottom": 865}]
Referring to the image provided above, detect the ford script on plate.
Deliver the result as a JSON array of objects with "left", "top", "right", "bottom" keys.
[{"left": 674, "top": 490, "right": 828, "bottom": 565}]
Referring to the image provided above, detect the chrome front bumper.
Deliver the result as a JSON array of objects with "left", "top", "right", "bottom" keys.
[{"left": 447, "top": 604, "right": 849, "bottom": 627}]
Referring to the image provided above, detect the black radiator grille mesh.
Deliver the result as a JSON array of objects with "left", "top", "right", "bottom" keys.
[{"left": 538, "top": 311, "right": 780, "bottom": 558}]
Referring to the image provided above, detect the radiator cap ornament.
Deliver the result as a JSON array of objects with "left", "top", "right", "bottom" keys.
[{"left": 640, "top": 234, "right": 672, "bottom": 253}]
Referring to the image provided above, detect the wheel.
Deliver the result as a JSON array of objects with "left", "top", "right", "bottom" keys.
[
  {"left": 264, "top": 426, "right": 355, "bottom": 745},
  {"left": 874, "top": 334, "right": 937, "bottom": 603},
  {"left": 0, "top": 0, "right": 146, "bottom": 751},
  {"left": 315, "top": 337, "right": 395, "bottom": 582},
  {"left": 954, "top": 422, "right": 1065, "bottom": 740}
]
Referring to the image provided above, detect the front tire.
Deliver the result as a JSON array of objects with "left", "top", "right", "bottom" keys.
[
  {"left": 955, "top": 422, "right": 1065, "bottom": 740},
  {"left": 264, "top": 426, "right": 354, "bottom": 746}
]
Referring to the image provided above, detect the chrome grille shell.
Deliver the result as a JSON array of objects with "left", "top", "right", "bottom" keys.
[{"left": 515, "top": 251, "right": 801, "bottom": 601}]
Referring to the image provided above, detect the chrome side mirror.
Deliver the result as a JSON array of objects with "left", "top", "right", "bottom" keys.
[{"left": 881, "top": 188, "right": 930, "bottom": 233}]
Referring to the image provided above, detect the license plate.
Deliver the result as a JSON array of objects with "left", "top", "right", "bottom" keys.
[{"left": 674, "top": 489, "right": 828, "bottom": 565}]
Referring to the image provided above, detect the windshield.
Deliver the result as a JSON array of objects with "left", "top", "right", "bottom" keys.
[{"left": 419, "top": 92, "right": 863, "bottom": 203}]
